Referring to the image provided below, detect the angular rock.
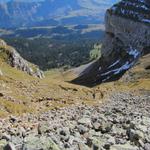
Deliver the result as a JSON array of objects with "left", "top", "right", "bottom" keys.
[
  {"left": 91, "top": 137, "right": 107, "bottom": 150},
  {"left": 24, "top": 135, "right": 60, "bottom": 150},
  {"left": 107, "top": 136, "right": 116, "bottom": 145},
  {"left": 78, "top": 118, "right": 91, "bottom": 127},
  {"left": 38, "top": 123, "right": 50, "bottom": 134},
  {"left": 2, "top": 133, "right": 11, "bottom": 141},
  {"left": 93, "top": 122, "right": 101, "bottom": 131},
  {"left": 0, "top": 139, "right": 7, "bottom": 149},
  {"left": 4, "top": 142, "right": 16, "bottom": 150},
  {"left": 78, "top": 143, "right": 90, "bottom": 150},
  {"left": 35, "top": 69, "right": 45, "bottom": 79},
  {"left": 78, "top": 125, "right": 89, "bottom": 134},
  {"left": 110, "top": 143, "right": 139, "bottom": 150},
  {"left": 144, "top": 143, "right": 150, "bottom": 150},
  {"left": 127, "top": 129, "right": 145, "bottom": 143},
  {"left": 58, "top": 127, "right": 70, "bottom": 142},
  {"left": 100, "top": 121, "right": 113, "bottom": 133},
  {"left": 142, "top": 117, "right": 150, "bottom": 126}
]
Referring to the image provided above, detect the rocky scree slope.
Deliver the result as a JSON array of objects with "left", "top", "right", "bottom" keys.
[
  {"left": 0, "top": 92, "right": 150, "bottom": 150},
  {"left": 0, "top": 39, "right": 44, "bottom": 78},
  {"left": 71, "top": 0, "right": 150, "bottom": 87},
  {"left": 0, "top": 52, "right": 149, "bottom": 150}
]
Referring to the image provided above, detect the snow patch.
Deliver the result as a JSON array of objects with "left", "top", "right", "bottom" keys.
[
  {"left": 142, "top": 19, "right": 150, "bottom": 23},
  {"left": 113, "top": 61, "right": 134, "bottom": 75},
  {"left": 128, "top": 47, "right": 140, "bottom": 58},
  {"left": 101, "top": 70, "right": 113, "bottom": 76},
  {"left": 108, "top": 59, "right": 120, "bottom": 69}
]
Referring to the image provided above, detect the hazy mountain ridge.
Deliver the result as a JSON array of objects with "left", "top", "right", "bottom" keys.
[{"left": 0, "top": 0, "right": 119, "bottom": 28}]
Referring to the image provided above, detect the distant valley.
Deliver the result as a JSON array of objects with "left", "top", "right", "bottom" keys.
[
  {"left": 0, "top": 0, "right": 120, "bottom": 70},
  {"left": 0, "top": 0, "right": 119, "bottom": 28},
  {"left": 1, "top": 24, "right": 104, "bottom": 70}
]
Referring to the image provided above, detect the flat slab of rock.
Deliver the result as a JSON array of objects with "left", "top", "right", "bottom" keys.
[
  {"left": 24, "top": 135, "right": 60, "bottom": 150},
  {"left": 110, "top": 143, "right": 139, "bottom": 150},
  {"left": 78, "top": 118, "right": 91, "bottom": 127}
]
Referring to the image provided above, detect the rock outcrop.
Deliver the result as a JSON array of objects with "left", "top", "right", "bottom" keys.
[
  {"left": 103, "top": 0, "right": 150, "bottom": 56},
  {"left": 0, "top": 39, "right": 44, "bottom": 78},
  {"left": 71, "top": 0, "right": 150, "bottom": 87}
]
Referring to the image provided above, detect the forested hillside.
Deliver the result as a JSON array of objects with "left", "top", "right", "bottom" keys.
[{"left": 4, "top": 38, "right": 101, "bottom": 70}]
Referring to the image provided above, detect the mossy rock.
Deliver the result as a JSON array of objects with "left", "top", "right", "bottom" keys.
[
  {"left": 24, "top": 135, "right": 60, "bottom": 150},
  {"left": 0, "top": 139, "right": 7, "bottom": 149}
]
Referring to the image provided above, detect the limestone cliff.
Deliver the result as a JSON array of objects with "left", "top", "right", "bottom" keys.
[
  {"left": 0, "top": 39, "right": 44, "bottom": 78},
  {"left": 103, "top": 0, "right": 150, "bottom": 56},
  {"left": 71, "top": 0, "right": 150, "bottom": 87}
]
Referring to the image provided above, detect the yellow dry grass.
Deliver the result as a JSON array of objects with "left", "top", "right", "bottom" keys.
[{"left": 0, "top": 50, "right": 149, "bottom": 118}]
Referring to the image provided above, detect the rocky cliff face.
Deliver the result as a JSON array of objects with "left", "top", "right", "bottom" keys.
[
  {"left": 71, "top": 0, "right": 150, "bottom": 87},
  {"left": 103, "top": 0, "right": 150, "bottom": 56},
  {"left": 0, "top": 39, "right": 44, "bottom": 78}
]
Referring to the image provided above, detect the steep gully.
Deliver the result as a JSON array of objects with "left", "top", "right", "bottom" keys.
[{"left": 71, "top": 0, "right": 150, "bottom": 87}]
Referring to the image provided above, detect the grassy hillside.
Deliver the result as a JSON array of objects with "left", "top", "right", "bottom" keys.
[
  {"left": 3, "top": 38, "right": 102, "bottom": 70},
  {"left": 0, "top": 42, "right": 149, "bottom": 118}
]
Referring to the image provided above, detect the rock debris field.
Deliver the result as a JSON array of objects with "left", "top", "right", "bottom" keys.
[{"left": 0, "top": 92, "right": 150, "bottom": 150}]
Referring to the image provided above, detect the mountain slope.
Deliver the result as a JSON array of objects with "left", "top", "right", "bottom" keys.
[
  {"left": 0, "top": 39, "right": 44, "bottom": 78},
  {"left": 71, "top": 0, "right": 150, "bottom": 87},
  {"left": 0, "top": 39, "right": 105, "bottom": 118}
]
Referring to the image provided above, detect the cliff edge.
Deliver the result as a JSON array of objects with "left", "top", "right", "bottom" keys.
[
  {"left": 71, "top": 0, "right": 150, "bottom": 87},
  {"left": 0, "top": 39, "right": 44, "bottom": 78}
]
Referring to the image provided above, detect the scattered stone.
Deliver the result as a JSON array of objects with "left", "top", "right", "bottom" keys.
[
  {"left": 35, "top": 69, "right": 45, "bottom": 79},
  {"left": 93, "top": 122, "right": 101, "bottom": 131},
  {"left": 110, "top": 143, "right": 139, "bottom": 150},
  {"left": 24, "top": 135, "right": 60, "bottom": 150},
  {"left": 144, "top": 143, "right": 150, "bottom": 150},
  {"left": 0, "top": 92, "right": 149, "bottom": 150},
  {"left": 127, "top": 129, "right": 145, "bottom": 143},
  {"left": 78, "top": 143, "right": 90, "bottom": 150},
  {"left": 0, "top": 139, "right": 7, "bottom": 149},
  {"left": 2, "top": 133, "right": 11, "bottom": 141},
  {"left": 38, "top": 123, "right": 50, "bottom": 134},
  {"left": 58, "top": 127, "right": 70, "bottom": 142},
  {"left": 100, "top": 121, "right": 113, "bottom": 133},
  {"left": 142, "top": 117, "right": 150, "bottom": 126},
  {"left": 4, "top": 142, "right": 16, "bottom": 150},
  {"left": 107, "top": 136, "right": 116, "bottom": 145},
  {"left": 78, "top": 125, "right": 88, "bottom": 134},
  {"left": 91, "top": 137, "right": 106, "bottom": 150},
  {"left": 78, "top": 118, "right": 91, "bottom": 127},
  {"left": 11, "top": 136, "right": 23, "bottom": 146},
  {"left": 9, "top": 116, "right": 17, "bottom": 123}
]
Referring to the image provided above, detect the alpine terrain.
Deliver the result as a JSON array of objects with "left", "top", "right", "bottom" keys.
[{"left": 0, "top": 0, "right": 149, "bottom": 150}]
